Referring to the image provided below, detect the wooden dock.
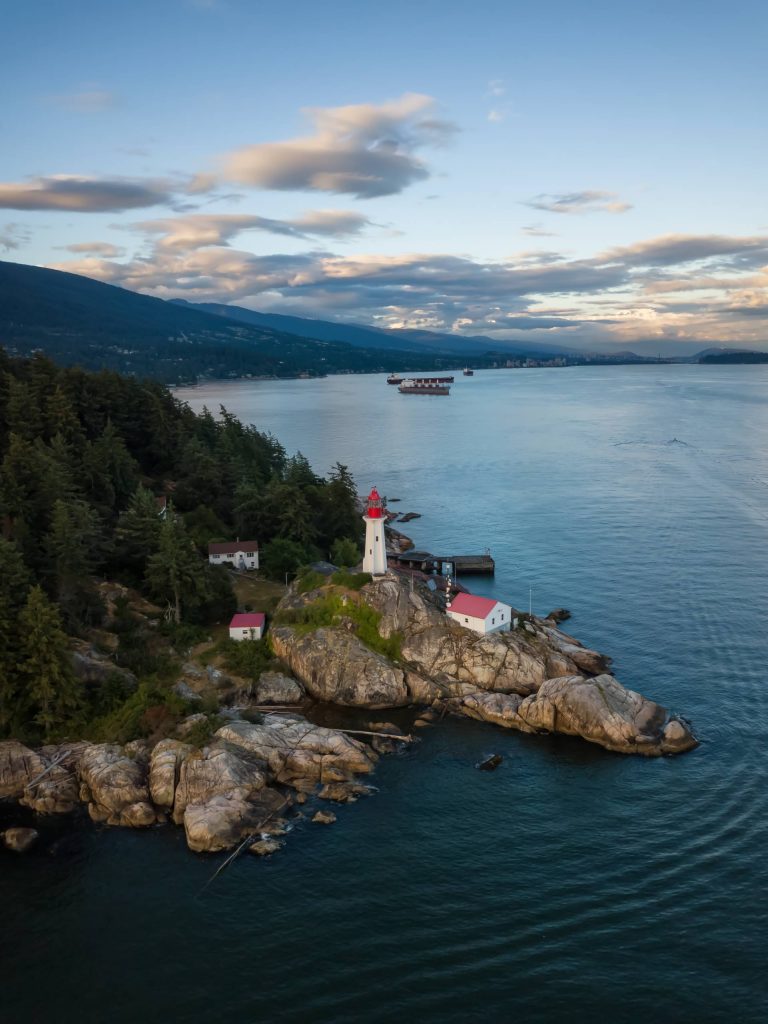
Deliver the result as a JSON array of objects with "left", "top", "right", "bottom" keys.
[{"left": 388, "top": 550, "right": 495, "bottom": 576}]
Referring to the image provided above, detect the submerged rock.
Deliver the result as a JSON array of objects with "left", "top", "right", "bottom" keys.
[
  {"left": 312, "top": 810, "right": 337, "bottom": 825},
  {"left": 2, "top": 826, "right": 39, "bottom": 853}
]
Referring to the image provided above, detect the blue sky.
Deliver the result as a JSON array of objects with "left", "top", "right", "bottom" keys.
[{"left": 2, "top": 0, "right": 767, "bottom": 353}]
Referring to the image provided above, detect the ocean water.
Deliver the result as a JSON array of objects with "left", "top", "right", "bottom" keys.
[{"left": 3, "top": 364, "right": 768, "bottom": 1023}]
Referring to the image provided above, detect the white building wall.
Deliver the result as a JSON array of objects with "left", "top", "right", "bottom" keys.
[
  {"left": 447, "top": 602, "right": 512, "bottom": 635},
  {"left": 229, "top": 624, "right": 263, "bottom": 641},
  {"left": 209, "top": 548, "right": 259, "bottom": 570}
]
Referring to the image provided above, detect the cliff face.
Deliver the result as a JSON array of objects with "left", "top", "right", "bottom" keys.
[{"left": 272, "top": 575, "right": 697, "bottom": 757}]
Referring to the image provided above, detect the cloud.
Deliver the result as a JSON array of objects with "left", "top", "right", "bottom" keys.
[
  {"left": 0, "top": 222, "right": 32, "bottom": 251},
  {"left": 522, "top": 224, "right": 558, "bottom": 238},
  {"left": 487, "top": 110, "right": 505, "bottom": 123},
  {"left": 59, "top": 241, "right": 125, "bottom": 257},
  {"left": 0, "top": 175, "right": 180, "bottom": 212},
  {"left": 487, "top": 79, "right": 506, "bottom": 97},
  {"left": 525, "top": 190, "right": 633, "bottom": 215},
  {"left": 131, "top": 210, "right": 371, "bottom": 251},
  {"left": 46, "top": 89, "right": 116, "bottom": 112},
  {"left": 218, "top": 93, "right": 458, "bottom": 199},
  {"left": 600, "top": 233, "right": 768, "bottom": 267}
]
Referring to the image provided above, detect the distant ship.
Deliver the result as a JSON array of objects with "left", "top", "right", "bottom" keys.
[
  {"left": 387, "top": 373, "right": 403, "bottom": 384},
  {"left": 463, "top": 367, "right": 474, "bottom": 376},
  {"left": 398, "top": 378, "right": 451, "bottom": 395}
]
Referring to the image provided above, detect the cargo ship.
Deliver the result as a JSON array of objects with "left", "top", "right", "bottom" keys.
[
  {"left": 386, "top": 373, "right": 403, "bottom": 384},
  {"left": 398, "top": 378, "right": 451, "bottom": 395},
  {"left": 463, "top": 367, "right": 474, "bottom": 376}
]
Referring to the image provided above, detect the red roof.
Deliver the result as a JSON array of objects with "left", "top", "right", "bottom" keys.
[
  {"left": 209, "top": 541, "right": 259, "bottom": 554},
  {"left": 447, "top": 593, "right": 502, "bottom": 619},
  {"left": 230, "top": 613, "right": 265, "bottom": 629}
]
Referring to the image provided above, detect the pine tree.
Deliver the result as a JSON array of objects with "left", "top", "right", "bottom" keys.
[
  {"left": 18, "top": 586, "right": 82, "bottom": 740},
  {"left": 115, "top": 484, "right": 163, "bottom": 579},
  {"left": 145, "top": 512, "right": 205, "bottom": 623},
  {"left": 44, "top": 499, "right": 104, "bottom": 625}
]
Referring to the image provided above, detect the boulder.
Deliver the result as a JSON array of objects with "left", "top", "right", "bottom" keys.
[
  {"left": 312, "top": 810, "right": 337, "bottom": 824},
  {"left": 253, "top": 671, "right": 305, "bottom": 705},
  {"left": 0, "top": 740, "right": 82, "bottom": 814},
  {"left": 513, "top": 674, "right": 698, "bottom": 755},
  {"left": 149, "top": 739, "right": 192, "bottom": 808},
  {"left": 172, "top": 745, "right": 286, "bottom": 852},
  {"left": 270, "top": 627, "right": 410, "bottom": 707},
  {"left": 249, "top": 837, "right": 283, "bottom": 856},
  {"left": 71, "top": 644, "right": 137, "bottom": 691},
  {"left": 216, "top": 715, "right": 376, "bottom": 784},
  {"left": 2, "top": 827, "right": 39, "bottom": 853},
  {"left": 78, "top": 744, "right": 157, "bottom": 827},
  {"left": 176, "top": 713, "right": 209, "bottom": 740}
]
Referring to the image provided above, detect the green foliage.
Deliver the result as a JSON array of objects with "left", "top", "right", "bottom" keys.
[
  {"left": 212, "top": 637, "right": 275, "bottom": 682},
  {"left": 297, "top": 569, "right": 325, "bottom": 594},
  {"left": 181, "top": 715, "right": 219, "bottom": 748},
  {"left": 331, "top": 570, "right": 372, "bottom": 591},
  {"left": 275, "top": 593, "right": 402, "bottom": 661},
  {"left": 17, "top": 586, "right": 84, "bottom": 740},
  {"left": 330, "top": 536, "right": 360, "bottom": 568},
  {"left": 145, "top": 512, "right": 206, "bottom": 623},
  {"left": 261, "top": 538, "right": 311, "bottom": 581},
  {"left": 85, "top": 681, "right": 189, "bottom": 745}
]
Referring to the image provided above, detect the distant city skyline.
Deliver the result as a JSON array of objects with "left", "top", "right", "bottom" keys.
[{"left": 2, "top": 0, "right": 767, "bottom": 354}]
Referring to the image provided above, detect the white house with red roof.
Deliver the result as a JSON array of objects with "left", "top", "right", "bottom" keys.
[
  {"left": 208, "top": 540, "right": 259, "bottom": 570},
  {"left": 446, "top": 592, "right": 512, "bottom": 635},
  {"left": 229, "top": 612, "right": 265, "bottom": 641}
]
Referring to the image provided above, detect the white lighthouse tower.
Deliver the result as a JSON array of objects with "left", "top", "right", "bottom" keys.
[{"left": 362, "top": 486, "right": 388, "bottom": 575}]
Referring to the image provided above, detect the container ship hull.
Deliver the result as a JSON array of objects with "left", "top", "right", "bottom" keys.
[{"left": 398, "top": 380, "right": 450, "bottom": 395}]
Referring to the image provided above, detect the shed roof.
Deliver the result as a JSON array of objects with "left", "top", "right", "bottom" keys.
[
  {"left": 229, "top": 613, "right": 265, "bottom": 629},
  {"left": 447, "top": 593, "right": 504, "bottom": 619}
]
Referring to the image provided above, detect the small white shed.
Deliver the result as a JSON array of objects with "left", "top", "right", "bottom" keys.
[
  {"left": 229, "top": 612, "right": 265, "bottom": 641},
  {"left": 446, "top": 593, "right": 512, "bottom": 635}
]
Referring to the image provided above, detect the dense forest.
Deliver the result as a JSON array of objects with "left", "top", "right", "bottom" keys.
[{"left": 0, "top": 349, "right": 363, "bottom": 741}]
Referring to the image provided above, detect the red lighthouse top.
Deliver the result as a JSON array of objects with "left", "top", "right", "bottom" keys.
[{"left": 366, "top": 487, "right": 383, "bottom": 519}]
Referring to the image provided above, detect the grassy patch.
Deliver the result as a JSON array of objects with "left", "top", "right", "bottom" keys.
[
  {"left": 231, "top": 574, "right": 287, "bottom": 615},
  {"left": 330, "top": 570, "right": 372, "bottom": 591},
  {"left": 274, "top": 592, "right": 402, "bottom": 661},
  {"left": 200, "top": 636, "right": 276, "bottom": 682}
]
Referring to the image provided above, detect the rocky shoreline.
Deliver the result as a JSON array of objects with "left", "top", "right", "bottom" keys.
[{"left": 0, "top": 573, "right": 697, "bottom": 857}]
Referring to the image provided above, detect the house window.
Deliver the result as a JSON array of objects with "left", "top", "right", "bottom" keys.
[
  {"left": 242, "top": 630, "right": 248, "bottom": 636},
  {"left": 492, "top": 617, "right": 495, "bottom": 624},
  {"left": 464, "top": 617, "right": 469, "bottom": 623},
  {"left": 246, "top": 551, "right": 254, "bottom": 557},
  {"left": 213, "top": 554, "right": 220, "bottom": 559}
]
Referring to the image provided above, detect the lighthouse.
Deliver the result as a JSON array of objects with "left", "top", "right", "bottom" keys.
[{"left": 362, "top": 486, "right": 388, "bottom": 575}]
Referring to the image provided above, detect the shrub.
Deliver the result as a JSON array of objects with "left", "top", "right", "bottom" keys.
[
  {"left": 297, "top": 569, "right": 325, "bottom": 594},
  {"left": 274, "top": 592, "right": 402, "bottom": 661},
  {"left": 331, "top": 570, "right": 372, "bottom": 591}
]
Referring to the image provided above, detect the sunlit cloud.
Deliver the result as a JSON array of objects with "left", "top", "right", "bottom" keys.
[
  {"left": 215, "top": 93, "right": 458, "bottom": 199},
  {"left": 131, "top": 210, "right": 372, "bottom": 250}
]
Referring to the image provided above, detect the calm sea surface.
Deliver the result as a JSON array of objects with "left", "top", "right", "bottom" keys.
[{"left": 3, "top": 365, "right": 768, "bottom": 1023}]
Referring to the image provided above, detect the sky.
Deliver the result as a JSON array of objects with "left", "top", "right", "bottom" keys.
[{"left": 2, "top": 0, "right": 767, "bottom": 354}]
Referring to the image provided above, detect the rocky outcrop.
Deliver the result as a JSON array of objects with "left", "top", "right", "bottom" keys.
[
  {"left": 253, "top": 671, "right": 304, "bottom": 704},
  {"left": 216, "top": 715, "right": 376, "bottom": 784},
  {"left": 0, "top": 740, "right": 82, "bottom": 814},
  {"left": 271, "top": 575, "right": 696, "bottom": 757},
  {"left": 149, "top": 739, "right": 192, "bottom": 808},
  {"left": 270, "top": 627, "right": 411, "bottom": 707},
  {"left": 172, "top": 745, "right": 286, "bottom": 853},
  {"left": 71, "top": 644, "right": 137, "bottom": 691},
  {"left": 78, "top": 744, "right": 157, "bottom": 827},
  {"left": 456, "top": 674, "right": 696, "bottom": 755}
]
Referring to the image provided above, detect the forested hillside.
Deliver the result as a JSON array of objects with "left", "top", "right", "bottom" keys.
[
  {"left": 0, "top": 349, "right": 362, "bottom": 742},
  {"left": 0, "top": 260, "right": 470, "bottom": 383}
]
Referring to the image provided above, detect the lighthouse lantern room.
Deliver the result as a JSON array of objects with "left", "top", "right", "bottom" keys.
[{"left": 362, "top": 487, "right": 388, "bottom": 575}]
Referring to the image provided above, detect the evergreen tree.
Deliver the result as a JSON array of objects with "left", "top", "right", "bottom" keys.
[
  {"left": 331, "top": 537, "right": 360, "bottom": 568},
  {"left": 44, "top": 499, "right": 104, "bottom": 626},
  {"left": 145, "top": 512, "right": 205, "bottom": 623},
  {"left": 18, "top": 586, "right": 82, "bottom": 740},
  {"left": 115, "top": 484, "right": 163, "bottom": 579}
]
